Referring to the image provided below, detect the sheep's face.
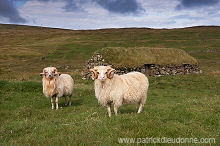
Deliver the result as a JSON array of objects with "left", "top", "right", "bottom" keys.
[
  {"left": 40, "top": 67, "right": 60, "bottom": 79},
  {"left": 90, "top": 66, "right": 115, "bottom": 82}
]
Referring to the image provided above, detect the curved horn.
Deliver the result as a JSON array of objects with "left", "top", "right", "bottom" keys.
[
  {"left": 107, "top": 68, "right": 115, "bottom": 79},
  {"left": 89, "top": 69, "right": 98, "bottom": 79},
  {"left": 51, "top": 67, "right": 60, "bottom": 76}
]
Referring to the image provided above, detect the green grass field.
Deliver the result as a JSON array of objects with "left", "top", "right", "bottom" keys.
[
  {"left": 0, "top": 24, "right": 219, "bottom": 145},
  {"left": 1, "top": 75, "right": 219, "bottom": 145}
]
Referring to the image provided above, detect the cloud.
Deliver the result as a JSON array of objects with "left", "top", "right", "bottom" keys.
[
  {"left": 94, "top": 0, "right": 144, "bottom": 14},
  {"left": 63, "top": 0, "right": 81, "bottom": 12},
  {"left": 1, "top": 0, "right": 219, "bottom": 30},
  {"left": 0, "top": 0, "right": 27, "bottom": 23},
  {"left": 34, "top": 0, "right": 144, "bottom": 14},
  {"left": 176, "top": 0, "right": 220, "bottom": 9}
]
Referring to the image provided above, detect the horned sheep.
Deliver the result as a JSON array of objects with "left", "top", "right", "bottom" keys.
[
  {"left": 90, "top": 66, "right": 149, "bottom": 117},
  {"left": 40, "top": 67, "right": 74, "bottom": 110}
]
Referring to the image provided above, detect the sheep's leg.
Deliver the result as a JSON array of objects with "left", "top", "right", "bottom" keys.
[
  {"left": 51, "top": 98, "right": 55, "bottom": 110},
  {"left": 107, "top": 104, "right": 111, "bottom": 117},
  {"left": 113, "top": 105, "right": 118, "bottom": 116},
  {"left": 68, "top": 96, "right": 72, "bottom": 106},
  {"left": 65, "top": 97, "right": 68, "bottom": 106},
  {"left": 137, "top": 103, "right": 143, "bottom": 113},
  {"left": 138, "top": 95, "right": 146, "bottom": 113},
  {"left": 55, "top": 97, "right": 59, "bottom": 110}
]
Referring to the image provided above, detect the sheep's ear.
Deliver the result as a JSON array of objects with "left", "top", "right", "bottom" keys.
[
  {"left": 40, "top": 68, "right": 46, "bottom": 76},
  {"left": 40, "top": 73, "right": 45, "bottom": 76},
  {"left": 89, "top": 69, "right": 98, "bottom": 79},
  {"left": 54, "top": 72, "right": 61, "bottom": 76},
  {"left": 107, "top": 69, "right": 115, "bottom": 79},
  {"left": 52, "top": 67, "right": 60, "bottom": 76}
]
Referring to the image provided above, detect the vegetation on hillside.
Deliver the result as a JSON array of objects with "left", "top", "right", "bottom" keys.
[
  {"left": 97, "top": 47, "right": 197, "bottom": 68},
  {"left": 0, "top": 24, "right": 219, "bottom": 80}
]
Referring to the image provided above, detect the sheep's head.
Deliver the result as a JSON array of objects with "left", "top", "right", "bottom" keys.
[
  {"left": 40, "top": 67, "right": 60, "bottom": 79},
  {"left": 89, "top": 66, "right": 115, "bottom": 82}
]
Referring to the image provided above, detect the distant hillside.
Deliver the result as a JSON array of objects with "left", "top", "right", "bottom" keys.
[{"left": 0, "top": 24, "right": 219, "bottom": 81}]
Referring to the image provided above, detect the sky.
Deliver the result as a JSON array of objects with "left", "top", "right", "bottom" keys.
[{"left": 0, "top": 0, "right": 220, "bottom": 30}]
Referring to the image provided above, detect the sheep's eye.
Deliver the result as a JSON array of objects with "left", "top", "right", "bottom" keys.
[
  {"left": 52, "top": 71, "right": 55, "bottom": 73},
  {"left": 97, "top": 72, "right": 99, "bottom": 74},
  {"left": 105, "top": 72, "right": 108, "bottom": 74}
]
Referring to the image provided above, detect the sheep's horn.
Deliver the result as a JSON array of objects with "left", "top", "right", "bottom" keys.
[
  {"left": 107, "top": 69, "right": 115, "bottom": 79},
  {"left": 89, "top": 69, "right": 98, "bottom": 79}
]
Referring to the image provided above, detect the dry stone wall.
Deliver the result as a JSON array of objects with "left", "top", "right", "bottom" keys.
[
  {"left": 82, "top": 53, "right": 202, "bottom": 79},
  {"left": 82, "top": 53, "right": 110, "bottom": 79},
  {"left": 148, "top": 64, "right": 202, "bottom": 76}
]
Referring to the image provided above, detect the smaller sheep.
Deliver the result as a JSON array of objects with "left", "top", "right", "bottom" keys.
[
  {"left": 40, "top": 67, "right": 74, "bottom": 110},
  {"left": 90, "top": 66, "right": 149, "bottom": 117}
]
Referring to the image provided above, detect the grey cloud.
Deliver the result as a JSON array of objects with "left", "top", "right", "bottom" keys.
[
  {"left": 36, "top": 0, "right": 81, "bottom": 11},
  {"left": 36, "top": 0, "right": 50, "bottom": 2},
  {"left": 35, "top": 0, "right": 144, "bottom": 14},
  {"left": 0, "top": 0, "right": 27, "bottom": 23},
  {"left": 63, "top": 0, "right": 81, "bottom": 12},
  {"left": 94, "top": 0, "right": 144, "bottom": 14},
  {"left": 177, "top": 0, "right": 220, "bottom": 9}
]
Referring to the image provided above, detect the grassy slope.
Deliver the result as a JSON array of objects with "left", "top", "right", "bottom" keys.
[
  {"left": 0, "top": 24, "right": 220, "bottom": 145},
  {"left": 0, "top": 24, "right": 220, "bottom": 80}
]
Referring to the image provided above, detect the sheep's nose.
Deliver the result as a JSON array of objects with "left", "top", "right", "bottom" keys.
[{"left": 99, "top": 76, "right": 106, "bottom": 81}]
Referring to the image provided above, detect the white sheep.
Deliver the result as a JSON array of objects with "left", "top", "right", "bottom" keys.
[
  {"left": 40, "top": 67, "right": 74, "bottom": 110},
  {"left": 90, "top": 66, "right": 149, "bottom": 117}
]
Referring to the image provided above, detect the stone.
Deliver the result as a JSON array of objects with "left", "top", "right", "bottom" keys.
[{"left": 83, "top": 53, "right": 202, "bottom": 79}]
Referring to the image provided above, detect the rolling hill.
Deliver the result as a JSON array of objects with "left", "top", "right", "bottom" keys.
[{"left": 0, "top": 24, "right": 219, "bottom": 80}]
